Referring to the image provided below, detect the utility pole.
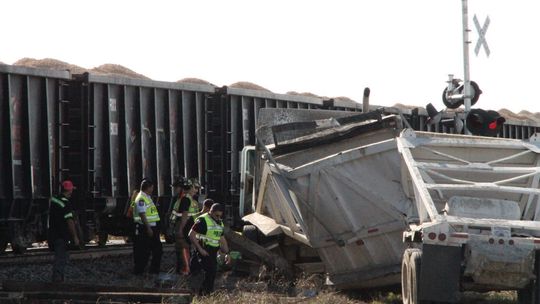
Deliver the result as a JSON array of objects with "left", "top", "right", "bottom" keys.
[{"left": 461, "top": 0, "right": 472, "bottom": 134}]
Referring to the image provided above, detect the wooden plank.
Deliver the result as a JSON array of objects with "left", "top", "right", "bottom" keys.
[
  {"left": 224, "top": 227, "right": 292, "bottom": 276},
  {"left": 242, "top": 212, "right": 282, "bottom": 236}
]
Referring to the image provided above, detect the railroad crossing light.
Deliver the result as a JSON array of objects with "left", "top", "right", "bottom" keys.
[
  {"left": 465, "top": 109, "right": 506, "bottom": 137},
  {"left": 442, "top": 79, "right": 482, "bottom": 109}
]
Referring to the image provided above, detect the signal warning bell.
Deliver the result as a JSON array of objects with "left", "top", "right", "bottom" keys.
[
  {"left": 442, "top": 80, "right": 482, "bottom": 109},
  {"left": 465, "top": 109, "right": 506, "bottom": 137}
]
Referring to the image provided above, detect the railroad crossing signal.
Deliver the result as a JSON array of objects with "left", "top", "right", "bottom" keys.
[
  {"left": 466, "top": 109, "right": 505, "bottom": 137},
  {"left": 473, "top": 14, "right": 491, "bottom": 57}
]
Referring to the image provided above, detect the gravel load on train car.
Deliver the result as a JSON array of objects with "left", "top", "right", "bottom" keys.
[
  {"left": 229, "top": 81, "right": 271, "bottom": 92},
  {"left": 14, "top": 57, "right": 87, "bottom": 74},
  {"left": 177, "top": 78, "right": 217, "bottom": 86},
  {"left": 13, "top": 58, "right": 150, "bottom": 80},
  {"left": 286, "top": 91, "right": 322, "bottom": 98},
  {"left": 90, "top": 63, "right": 150, "bottom": 80}
]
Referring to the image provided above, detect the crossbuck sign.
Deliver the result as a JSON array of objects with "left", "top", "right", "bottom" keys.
[{"left": 473, "top": 14, "right": 491, "bottom": 57}]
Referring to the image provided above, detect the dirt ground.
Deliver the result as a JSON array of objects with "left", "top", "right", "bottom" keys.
[{"left": 0, "top": 250, "right": 519, "bottom": 303}]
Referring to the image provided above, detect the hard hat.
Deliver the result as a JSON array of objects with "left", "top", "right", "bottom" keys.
[{"left": 62, "top": 180, "right": 76, "bottom": 191}]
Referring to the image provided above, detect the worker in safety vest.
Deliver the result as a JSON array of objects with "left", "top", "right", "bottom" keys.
[
  {"left": 172, "top": 178, "right": 201, "bottom": 274},
  {"left": 189, "top": 203, "right": 230, "bottom": 295},
  {"left": 48, "top": 180, "right": 80, "bottom": 282},
  {"left": 132, "top": 179, "right": 162, "bottom": 275}
]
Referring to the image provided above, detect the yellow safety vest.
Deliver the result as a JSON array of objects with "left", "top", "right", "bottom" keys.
[
  {"left": 133, "top": 193, "right": 160, "bottom": 224},
  {"left": 198, "top": 213, "right": 224, "bottom": 248},
  {"left": 172, "top": 194, "right": 199, "bottom": 220}
]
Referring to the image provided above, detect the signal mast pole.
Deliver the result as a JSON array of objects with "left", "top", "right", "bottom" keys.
[{"left": 461, "top": 0, "right": 472, "bottom": 134}]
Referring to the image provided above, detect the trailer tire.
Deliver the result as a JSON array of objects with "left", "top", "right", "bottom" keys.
[
  {"left": 409, "top": 249, "right": 423, "bottom": 304},
  {"left": 402, "top": 249, "right": 413, "bottom": 304},
  {"left": 518, "top": 251, "right": 540, "bottom": 304},
  {"left": 242, "top": 225, "right": 259, "bottom": 243}
]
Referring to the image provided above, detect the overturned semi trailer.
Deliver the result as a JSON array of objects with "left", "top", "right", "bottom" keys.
[
  {"left": 243, "top": 109, "right": 410, "bottom": 289},
  {"left": 243, "top": 108, "right": 540, "bottom": 297}
]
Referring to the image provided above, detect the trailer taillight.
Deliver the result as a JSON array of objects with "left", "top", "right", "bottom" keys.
[
  {"left": 489, "top": 238, "right": 495, "bottom": 244},
  {"left": 428, "top": 232, "right": 437, "bottom": 240},
  {"left": 438, "top": 233, "right": 447, "bottom": 241},
  {"left": 498, "top": 239, "right": 504, "bottom": 245}
]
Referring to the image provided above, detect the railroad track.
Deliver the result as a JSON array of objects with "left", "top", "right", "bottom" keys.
[
  {"left": 0, "top": 280, "right": 191, "bottom": 303},
  {"left": 0, "top": 243, "right": 174, "bottom": 265}
]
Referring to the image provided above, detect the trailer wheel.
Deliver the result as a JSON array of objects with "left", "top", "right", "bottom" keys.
[
  {"left": 242, "top": 225, "right": 259, "bottom": 243},
  {"left": 518, "top": 251, "right": 540, "bottom": 304},
  {"left": 409, "top": 249, "right": 423, "bottom": 304},
  {"left": 402, "top": 249, "right": 412, "bottom": 304}
]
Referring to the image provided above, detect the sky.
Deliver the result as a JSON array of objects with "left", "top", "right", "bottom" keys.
[{"left": 1, "top": 0, "right": 539, "bottom": 112}]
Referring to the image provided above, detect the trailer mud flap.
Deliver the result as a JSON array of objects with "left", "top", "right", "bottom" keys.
[{"left": 419, "top": 244, "right": 462, "bottom": 303}]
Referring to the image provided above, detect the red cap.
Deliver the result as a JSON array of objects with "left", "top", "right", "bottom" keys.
[{"left": 62, "top": 180, "right": 76, "bottom": 191}]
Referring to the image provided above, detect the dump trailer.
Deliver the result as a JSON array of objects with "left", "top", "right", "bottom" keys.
[
  {"left": 241, "top": 108, "right": 540, "bottom": 302},
  {"left": 399, "top": 129, "right": 540, "bottom": 303}
]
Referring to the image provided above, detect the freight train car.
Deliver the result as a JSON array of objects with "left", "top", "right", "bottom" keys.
[
  {"left": 0, "top": 63, "right": 538, "bottom": 253},
  {"left": 0, "top": 64, "right": 362, "bottom": 252}
]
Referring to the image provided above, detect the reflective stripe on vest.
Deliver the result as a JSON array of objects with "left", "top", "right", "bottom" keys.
[
  {"left": 133, "top": 193, "right": 160, "bottom": 223},
  {"left": 189, "top": 196, "right": 200, "bottom": 219},
  {"left": 51, "top": 197, "right": 65, "bottom": 208},
  {"left": 172, "top": 195, "right": 199, "bottom": 219},
  {"left": 199, "top": 213, "right": 224, "bottom": 247}
]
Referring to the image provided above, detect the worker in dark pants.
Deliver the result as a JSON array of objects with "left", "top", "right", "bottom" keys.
[
  {"left": 189, "top": 203, "right": 230, "bottom": 295},
  {"left": 173, "top": 178, "right": 202, "bottom": 274},
  {"left": 132, "top": 179, "right": 162, "bottom": 275},
  {"left": 48, "top": 180, "right": 80, "bottom": 282}
]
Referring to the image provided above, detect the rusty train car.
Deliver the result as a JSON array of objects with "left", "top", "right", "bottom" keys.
[{"left": 0, "top": 64, "right": 538, "bottom": 253}]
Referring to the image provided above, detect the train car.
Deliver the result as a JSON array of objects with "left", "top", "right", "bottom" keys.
[{"left": 0, "top": 62, "right": 538, "bottom": 253}]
